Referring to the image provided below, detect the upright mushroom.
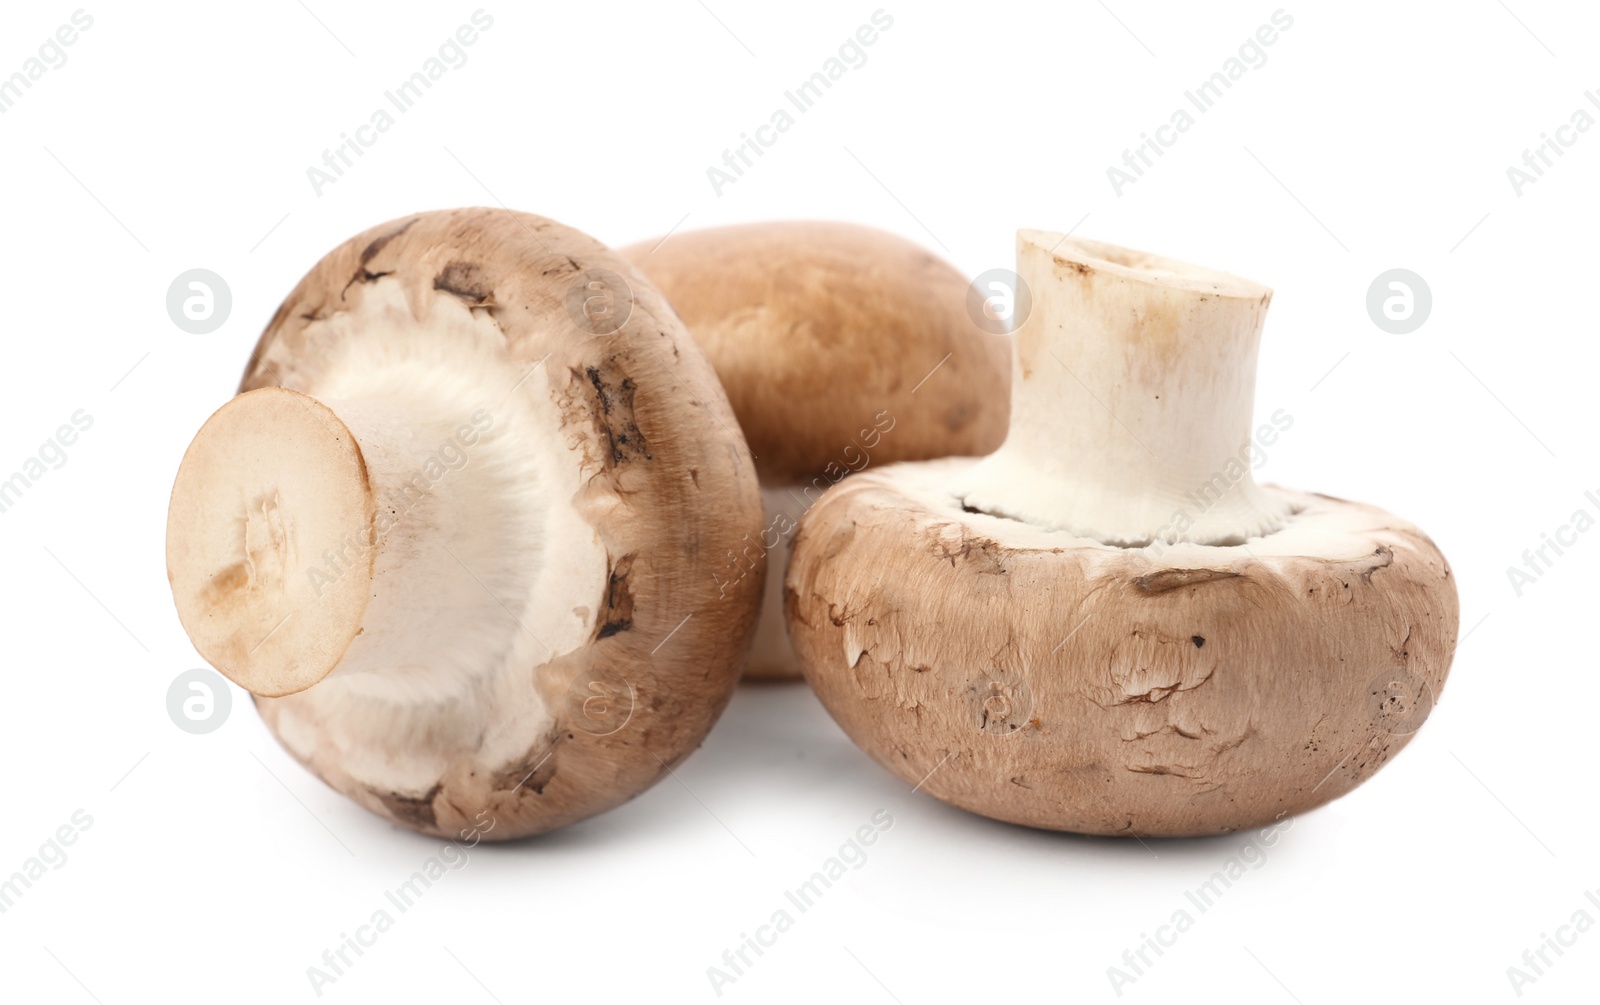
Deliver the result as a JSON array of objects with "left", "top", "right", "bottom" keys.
[
  {"left": 785, "top": 230, "right": 1458, "bottom": 836},
  {"left": 619, "top": 221, "right": 1012, "bottom": 679},
  {"left": 167, "top": 208, "right": 764, "bottom": 839}
]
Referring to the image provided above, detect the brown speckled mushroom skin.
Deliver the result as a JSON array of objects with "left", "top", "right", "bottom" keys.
[
  {"left": 620, "top": 221, "right": 1012, "bottom": 679},
  {"left": 786, "top": 471, "right": 1458, "bottom": 837},
  {"left": 620, "top": 221, "right": 1010, "bottom": 484},
  {"left": 237, "top": 208, "right": 763, "bottom": 839}
]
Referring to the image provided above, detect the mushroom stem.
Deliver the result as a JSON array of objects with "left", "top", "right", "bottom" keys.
[
  {"left": 167, "top": 385, "right": 553, "bottom": 698},
  {"left": 955, "top": 229, "right": 1293, "bottom": 546}
]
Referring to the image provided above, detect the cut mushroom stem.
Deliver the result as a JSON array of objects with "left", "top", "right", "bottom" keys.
[
  {"left": 168, "top": 384, "right": 532, "bottom": 698},
  {"left": 955, "top": 230, "right": 1292, "bottom": 547}
]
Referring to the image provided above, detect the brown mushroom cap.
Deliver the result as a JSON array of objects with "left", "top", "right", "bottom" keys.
[
  {"left": 786, "top": 461, "right": 1457, "bottom": 836},
  {"left": 619, "top": 221, "right": 1011, "bottom": 484},
  {"left": 167, "top": 208, "right": 764, "bottom": 839},
  {"left": 619, "top": 221, "right": 1012, "bottom": 678}
]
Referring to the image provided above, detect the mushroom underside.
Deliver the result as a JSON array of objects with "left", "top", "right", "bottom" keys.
[{"left": 169, "top": 209, "right": 764, "bottom": 838}]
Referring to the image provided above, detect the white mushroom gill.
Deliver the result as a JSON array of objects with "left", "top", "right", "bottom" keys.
[{"left": 174, "top": 279, "right": 606, "bottom": 794}]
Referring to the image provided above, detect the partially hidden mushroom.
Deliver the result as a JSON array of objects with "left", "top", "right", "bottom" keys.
[
  {"left": 785, "top": 230, "right": 1458, "bottom": 836},
  {"left": 619, "top": 221, "right": 1012, "bottom": 679},
  {"left": 166, "top": 208, "right": 764, "bottom": 839}
]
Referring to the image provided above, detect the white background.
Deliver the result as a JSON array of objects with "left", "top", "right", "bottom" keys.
[{"left": 1, "top": 1, "right": 1595, "bottom": 1002}]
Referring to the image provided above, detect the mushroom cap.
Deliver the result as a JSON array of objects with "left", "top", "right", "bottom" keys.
[
  {"left": 618, "top": 221, "right": 1012, "bottom": 486},
  {"left": 785, "top": 457, "right": 1458, "bottom": 836},
  {"left": 620, "top": 221, "right": 1013, "bottom": 680},
  {"left": 171, "top": 208, "right": 764, "bottom": 839}
]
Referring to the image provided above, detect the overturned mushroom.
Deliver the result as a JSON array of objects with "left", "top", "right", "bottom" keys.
[
  {"left": 785, "top": 230, "right": 1457, "bottom": 836},
  {"left": 620, "top": 221, "right": 1011, "bottom": 678},
  {"left": 167, "top": 208, "right": 764, "bottom": 839}
]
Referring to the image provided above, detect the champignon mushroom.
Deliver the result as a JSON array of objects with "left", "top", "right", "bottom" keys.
[
  {"left": 166, "top": 208, "right": 764, "bottom": 839},
  {"left": 618, "top": 221, "right": 1011, "bottom": 679},
  {"left": 785, "top": 230, "right": 1458, "bottom": 836}
]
